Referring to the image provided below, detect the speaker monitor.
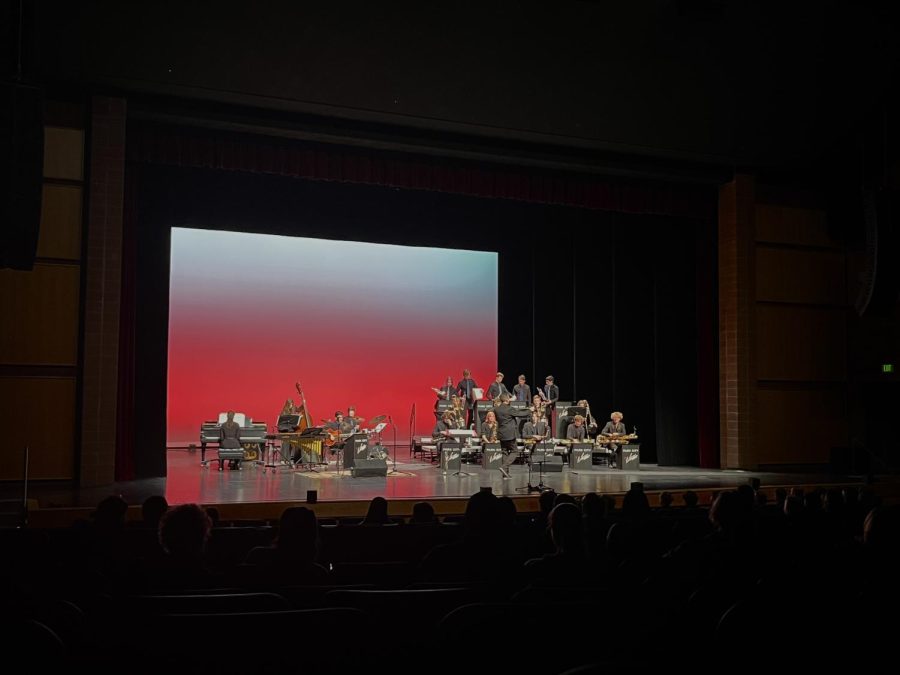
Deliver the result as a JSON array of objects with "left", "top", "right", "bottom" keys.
[{"left": 350, "top": 458, "right": 387, "bottom": 477}]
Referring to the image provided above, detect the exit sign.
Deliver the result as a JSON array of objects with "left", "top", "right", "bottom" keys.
[{"left": 883, "top": 364, "right": 894, "bottom": 373}]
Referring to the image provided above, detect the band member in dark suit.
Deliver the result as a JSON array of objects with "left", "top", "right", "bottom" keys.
[
  {"left": 480, "top": 410, "right": 499, "bottom": 443},
  {"left": 513, "top": 375, "right": 531, "bottom": 403},
  {"left": 566, "top": 415, "right": 587, "bottom": 441},
  {"left": 219, "top": 410, "right": 242, "bottom": 469},
  {"left": 456, "top": 369, "right": 479, "bottom": 427},
  {"left": 494, "top": 394, "right": 532, "bottom": 478},
  {"left": 487, "top": 372, "right": 510, "bottom": 401},
  {"left": 540, "top": 375, "right": 560, "bottom": 436}
]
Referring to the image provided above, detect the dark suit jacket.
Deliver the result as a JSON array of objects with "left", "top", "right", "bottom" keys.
[
  {"left": 487, "top": 382, "right": 510, "bottom": 400},
  {"left": 542, "top": 384, "right": 560, "bottom": 404},
  {"left": 456, "top": 378, "right": 478, "bottom": 408},
  {"left": 494, "top": 404, "right": 532, "bottom": 441},
  {"left": 513, "top": 384, "right": 532, "bottom": 402}
]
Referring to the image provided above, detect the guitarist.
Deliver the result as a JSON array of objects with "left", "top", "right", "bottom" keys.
[{"left": 322, "top": 411, "right": 348, "bottom": 457}]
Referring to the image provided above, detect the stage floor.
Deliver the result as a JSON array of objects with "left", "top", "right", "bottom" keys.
[
  {"left": 12, "top": 449, "right": 877, "bottom": 513},
  {"left": 160, "top": 449, "right": 865, "bottom": 506}
]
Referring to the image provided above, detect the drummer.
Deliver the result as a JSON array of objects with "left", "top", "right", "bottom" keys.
[{"left": 344, "top": 406, "right": 365, "bottom": 434}]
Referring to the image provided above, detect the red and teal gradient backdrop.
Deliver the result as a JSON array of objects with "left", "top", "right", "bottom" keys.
[{"left": 167, "top": 228, "right": 498, "bottom": 444}]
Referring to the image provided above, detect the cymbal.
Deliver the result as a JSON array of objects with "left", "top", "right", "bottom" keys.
[{"left": 369, "top": 414, "right": 387, "bottom": 425}]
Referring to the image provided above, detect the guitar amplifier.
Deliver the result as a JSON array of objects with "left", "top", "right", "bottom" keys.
[
  {"left": 569, "top": 445, "right": 593, "bottom": 469},
  {"left": 621, "top": 444, "right": 640, "bottom": 470},
  {"left": 440, "top": 443, "right": 462, "bottom": 471},
  {"left": 351, "top": 458, "right": 387, "bottom": 477},
  {"left": 481, "top": 443, "right": 503, "bottom": 469}
]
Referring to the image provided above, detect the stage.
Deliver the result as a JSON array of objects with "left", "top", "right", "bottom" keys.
[{"left": 14, "top": 447, "right": 886, "bottom": 527}]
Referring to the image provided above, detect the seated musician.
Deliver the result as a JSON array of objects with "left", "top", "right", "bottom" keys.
[
  {"left": 450, "top": 395, "right": 467, "bottom": 428},
  {"left": 324, "top": 411, "right": 347, "bottom": 456},
  {"left": 522, "top": 410, "right": 549, "bottom": 442},
  {"left": 531, "top": 394, "right": 547, "bottom": 420},
  {"left": 600, "top": 411, "right": 627, "bottom": 467},
  {"left": 481, "top": 410, "right": 499, "bottom": 444},
  {"left": 432, "top": 411, "right": 456, "bottom": 454},
  {"left": 219, "top": 410, "right": 242, "bottom": 469},
  {"left": 566, "top": 414, "right": 587, "bottom": 442}
]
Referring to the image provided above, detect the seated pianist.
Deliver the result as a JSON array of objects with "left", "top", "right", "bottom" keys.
[
  {"left": 219, "top": 410, "right": 242, "bottom": 470},
  {"left": 566, "top": 414, "right": 587, "bottom": 442}
]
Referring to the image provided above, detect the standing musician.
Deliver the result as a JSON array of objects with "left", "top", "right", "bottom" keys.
[
  {"left": 522, "top": 410, "right": 549, "bottom": 442},
  {"left": 281, "top": 399, "right": 297, "bottom": 415},
  {"left": 539, "top": 375, "right": 560, "bottom": 436},
  {"left": 480, "top": 410, "right": 499, "bottom": 443},
  {"left": 600, "top": 411, "right": 627, "bottom": 468},
  {"left": 494, "top": 394, "right": 532, "bottom": 479},
  {"left": 513, "top": 374, "right": 531, "bottom": 403},
  {"left": 431, "top": 376, "right": 455, "bottom": 419},
  {"left": 487, "top": 372, "right": 510, "bottom": 401},
  {"left": 456, "top": 369, "right": 479, "bottom": 428}
]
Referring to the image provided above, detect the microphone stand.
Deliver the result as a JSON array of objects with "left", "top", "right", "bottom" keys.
[{"left": 387, "top": 415, "right": 413, "bottom": 476}]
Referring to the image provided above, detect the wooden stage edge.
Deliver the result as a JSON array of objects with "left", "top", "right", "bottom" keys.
[{"left": 25, "top": 479, "right": 899, "bottom": 529}]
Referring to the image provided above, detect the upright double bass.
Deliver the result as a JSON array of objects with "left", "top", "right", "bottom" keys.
[{"left": 294, "top": 381, "right": 313, "bottom": 433}]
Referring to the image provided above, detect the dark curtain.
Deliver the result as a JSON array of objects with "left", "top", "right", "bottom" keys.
[
  {"left": 126, "top": 123, "right": 715, "bottom": 220},
  {"left": 115, "top": 164, "right": 138, "bottom": 481}
]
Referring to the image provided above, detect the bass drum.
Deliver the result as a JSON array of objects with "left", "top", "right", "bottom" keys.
[{"left": 242, "top": 444, "right": 260, "bottom": 461}]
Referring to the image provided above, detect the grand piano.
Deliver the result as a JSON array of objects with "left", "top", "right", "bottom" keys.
[{"left": 199, "top": 412, "right": 267, "bottom": 465}]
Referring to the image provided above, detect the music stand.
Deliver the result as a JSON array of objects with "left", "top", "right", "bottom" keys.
[
  {"left": 386, "top": 417, "right": 414, "bottom": 476},
  {"left": 516, "top": 441, "right": 554, "bottom": 493},
  {"left": 447, "top": 429, "right": 475, "bottom": 476}
]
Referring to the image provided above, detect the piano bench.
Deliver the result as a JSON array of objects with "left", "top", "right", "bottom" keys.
[{"left": 216, "top": 449, "right": 244, "bottom": 471}]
